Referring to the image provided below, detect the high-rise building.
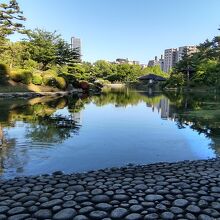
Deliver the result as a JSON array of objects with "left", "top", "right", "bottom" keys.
[
  {"left": 71, "top": 37, "right": 81, "bottom": 58},
  {"left": 159, "top": 55, "right": 164, "bottom": 72},
  {"left": 177, "top": 46, "right": 198, "bottom": 62},
  {"left": 163, "top": 48, "right": 177, "bottom": 73}
]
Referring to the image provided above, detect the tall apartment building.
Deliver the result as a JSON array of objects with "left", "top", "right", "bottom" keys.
[
  {"left": 177, "top": 46, "right": 198, "bottom": 62},
  {"left": 159, "top": 55, "right": 164, "bottom": 72},
  {"left": 71, "top": 37, "right": 81, "bottom": 58},
  {"left": 163, "top": 48, "right": 177, "bottom": 73}
]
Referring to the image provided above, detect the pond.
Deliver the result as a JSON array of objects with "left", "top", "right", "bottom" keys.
[{"left": 0, "top": 88, "right": 220, "bottom": 178}]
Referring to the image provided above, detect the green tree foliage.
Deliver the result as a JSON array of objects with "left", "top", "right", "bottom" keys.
[
  {"left": 167, "top": 29, "right": 220, "bottom": 88},
  {"left": 25, "top": 29, "right": 60, "bottom": 70},
  {"left": 0, "top": 63, "right": 9, "bottom": 85},
  {"left": 56, "top": 39, "right": 80, "bottom": 66},
  {"left": 24, "top": 29, "right": 80, "bottom": 71},
  {"left": 0, "top": 0, "right": 26, "bottom": 38}
]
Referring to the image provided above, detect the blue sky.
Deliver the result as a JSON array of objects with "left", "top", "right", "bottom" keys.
[{"left": 14, "top": 0, "right": 220, "bottom": 63}]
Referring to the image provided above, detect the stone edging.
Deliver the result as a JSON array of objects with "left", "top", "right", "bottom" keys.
[{"left": 0, "top": 158, "right": 220, "bottom": 219}]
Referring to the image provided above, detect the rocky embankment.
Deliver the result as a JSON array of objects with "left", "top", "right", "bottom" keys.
[
  {"left": 0, "top": 89, "right": 84, "bottom": 99},
  {"left": 0, "top": 159, "right": 220, "bottom": 219}
]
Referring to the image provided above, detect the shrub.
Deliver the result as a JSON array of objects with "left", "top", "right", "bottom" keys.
[
  {"left": 32, "top": 73, "right": 43, "bottom": 85},
  {"left": 9, "top": 70, "right": 23, "bottom": 82},
  {"left": 44, "top": 69, "right": 57, "bottom": 76},
  {"left": 0, "top": 64, "right": 9, "bottom": 84},
  {"left": 55, "top": 77, "right": 67, "bottom": 90},
  {"left": 43, "top": 73, "right": 56, "bottom": 87},
  {"left": 165, "top": 73, "right": 185, "bottom": 88},
  {"left": 9, "top": 69, "right": 33, "bottom": 84},
  {"left": 20, "top": 71, "right": 33, "bottom": 84}
]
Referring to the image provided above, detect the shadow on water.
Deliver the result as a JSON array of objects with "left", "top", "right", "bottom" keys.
[{"left": 0, "top": 88, "right": 220, "bottom": 178}]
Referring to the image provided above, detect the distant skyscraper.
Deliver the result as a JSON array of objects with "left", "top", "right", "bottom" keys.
[
  {"left": 164, "top": 48, "right": 177, "bottom": 73},
  {"left": 71, "top": 36, "right": 81, "bottom": 59},
  {"left": 159, "top": 55, "right": 164, "bottom": 72}
]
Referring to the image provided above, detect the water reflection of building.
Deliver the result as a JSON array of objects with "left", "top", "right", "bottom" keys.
[
  {"left": 147, "top": 97, "right": 176, "bottom": 121},
  {"left": 72, "top": 112, "right": 82, "bottom": 124}
]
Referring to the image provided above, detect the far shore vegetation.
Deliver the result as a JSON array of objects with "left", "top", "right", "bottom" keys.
[{"left": 0, "top": 1, "right": 220, "bottom": 93}]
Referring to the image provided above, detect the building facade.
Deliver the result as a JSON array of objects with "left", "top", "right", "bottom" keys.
[
  {"left": 148, "top": 56, "right": 159, "bottom": 67},
  {"left": 177, "top": 46, "right": 198, "bottom": 62},
  {"left": 163, "top": 48, "right": 177, "bottom": 73},
  {"left": 71, "top": 37, "right": 81, "bottom": 58},
  {"left": 159, "top": 55, "right": 164, "bottom": 72}
]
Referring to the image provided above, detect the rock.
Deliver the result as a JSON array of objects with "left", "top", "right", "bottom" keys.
[
  {"left": 7, "top": 207, "right": 26, "bottom": 215},
  {"left": 91, "top": 195, "right": 110, "bottom": 203},
  {"left": 40, "top": 199, "right": 63, "bottom": 208},
  {"left": 185, "top": 213, "right": 196, "bottom": 220},
  {"left": 73, "top": 215, "right": 88, "bottom": 220},
  {"left": 0, "top": 206, "right": 9, "bottom": 214},
  {"left": 113, "top": 194, "right": 129, "bottom": 201},
  {"left": 79, "top": 206, "right": 94, "bottom": 214},
  {"left": 67, "top": 185, "right": 84, "bottom": 192},
  {"left": 144, "top": 213, "right": 159, "bottom": 219},
  {"left": 130, "top": 205, "right": 143, "bottom": 212},
  {"left": 134, "top": 184, "right": 148, "bottom": 190},
  {"left": 145, "top": 194, "right": 164, "bottom": 201},
  {"left": 34, "top": 209, "right": 52, "bottom": 219},
  {"left": 8, "top": 214, "right": 30, "bottom": 220},
  {"left": 63, "top": 200, "right": 77, "bottom": 208},
  {"left": 211, "top": 187, "right": 220, "bottom": 193},
  {"left": 89, "top": 210, "right": 108, "bottom": 219},
  {"left": 53, "top": 208, "right": 77, "bottom": 220},
  {"left": 161, "top": 211, "right": 175, "bottom": 219},
  {"left": 53, "top": 171, "right": 63, "bottom": 175},
  {"left": 173, "top": 199, "right": 189, "bottom": 207},
  {"left": 211, "top": 201, "right": 220, "bottom": 210},
  {"left": 0, "top": 214, "right": 7, "bottom": 220},
  {"left": 203, "top": 208, "right": 220, "bottom": 217},
  {"left": 198, "top": 214, "right": 213, "bottom": 220},
  {"left": 125, "top": 213, "right": 142, "bottom": 220},
  {"left": 95, "top": 203, "right": 112, "bottom": 211},
  {"left": 91, "top": 189, "right": 103, "bottom": 195},
  {"left": 186, "top": 205, "right": 201, "bottom": 214},
  {"left": 110, "top": 207, "right": 128, "bottom": 219},
  {"left": 170, "top": 206, "right": 184, "bottom": 214}
]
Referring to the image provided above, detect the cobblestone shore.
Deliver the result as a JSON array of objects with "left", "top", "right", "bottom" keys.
[{"left": 1, "top": 159, "right": 220, "bottom": 220}]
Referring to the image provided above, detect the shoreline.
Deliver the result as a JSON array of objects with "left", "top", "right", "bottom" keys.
[
  {"left": 0, "top": 158, "right": 220, "bottom": 219},
  {"left": 0, "top": 89, "right": 84, "bottom": 99}
]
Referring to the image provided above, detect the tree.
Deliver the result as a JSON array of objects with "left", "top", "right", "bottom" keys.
[
  {"left": 56, "top": 39, "right": 80, "bottom": 66},
  {"left": 25, "top": 29, "right": 60, "bottom": 70},
  {"left": 0, "top": 0, "right": 26, "bottom": 38}
]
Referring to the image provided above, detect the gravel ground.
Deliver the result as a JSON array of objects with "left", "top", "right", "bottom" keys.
[{"left": 0, "top": 158, "right": 220, "bottom": 220}]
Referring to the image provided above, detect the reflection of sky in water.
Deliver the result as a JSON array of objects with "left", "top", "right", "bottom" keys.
[{"left": 0, "top": 97, "right": 217, "bottom": 178}]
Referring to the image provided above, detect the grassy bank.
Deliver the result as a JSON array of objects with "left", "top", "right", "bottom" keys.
[{"left": 0, "top": 81, "right": 61, "bottom": 93}]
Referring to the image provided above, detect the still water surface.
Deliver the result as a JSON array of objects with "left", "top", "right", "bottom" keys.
[{"left": 0, "top": 88, "right": 219, "bottom": 178}]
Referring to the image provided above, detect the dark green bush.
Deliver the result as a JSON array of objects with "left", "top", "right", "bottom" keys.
[
  {"left": 9, "top": 71, "right": 23, "bottom": 82},
  {"left": 21, "top": 71, "right": 33, "bottom": 84},
  {"left": 9, "top": 70, "right": 33, "bottom": 84}
]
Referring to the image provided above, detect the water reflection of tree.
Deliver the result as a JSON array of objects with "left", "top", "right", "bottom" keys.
[
  {"left": 26, "top": 115, "right": 80, "bottom": 143},
  {"left": 0, "top": 96, "right": 82, "bottom": 176},
  {"left": 165, "top": 91, "right": 220, "bottom": 153},
  {"left": 92, "top": 87, "right": 164, "bottom": 107}
]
